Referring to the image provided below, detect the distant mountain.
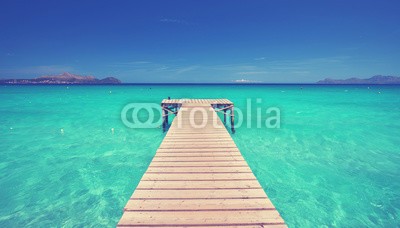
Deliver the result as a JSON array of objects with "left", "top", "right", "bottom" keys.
[
  {"left": 0, "top": 72, "right": 121, "bottom": 84},
  {"left": 317, "top": 75, "right": 400, "bottom": 84}
]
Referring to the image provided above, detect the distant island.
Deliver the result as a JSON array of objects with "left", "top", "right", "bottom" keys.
[
  {"left": 2, "top": 73, "right": 400, "bottom": 85},
  {"left": 317, "top": 75, "right": 400, "bottom": 84},
  {"left": 0, "top": 72, "right": 121, "bottom": 84}
]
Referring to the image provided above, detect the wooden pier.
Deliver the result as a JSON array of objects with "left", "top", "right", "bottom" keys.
[{"left": 118, "top": 99, "right": 286, "bottom": 227}]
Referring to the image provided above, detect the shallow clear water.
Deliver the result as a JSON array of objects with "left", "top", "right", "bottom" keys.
[{"left": 0, "top": 85, "right": 399, "bottom": 227}]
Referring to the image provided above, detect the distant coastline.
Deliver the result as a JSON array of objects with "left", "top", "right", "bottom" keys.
[
  {"left": 0, "top": 72, "right": 121, "bottom": 85},
  {"left": 316, "top": 75, "right": 400, "bottom": 84},
  {"left": 1, "top": 74, "right": 400, "bottom": 85}
]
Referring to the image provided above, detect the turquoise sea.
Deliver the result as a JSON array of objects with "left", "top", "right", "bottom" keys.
[{"left": 0, "top": 84, "right": 399, "bottom": 227}]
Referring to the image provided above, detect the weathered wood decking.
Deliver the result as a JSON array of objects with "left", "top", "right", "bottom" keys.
[{"left": 118, "top": 99, "right": 286, "bottom": 227}]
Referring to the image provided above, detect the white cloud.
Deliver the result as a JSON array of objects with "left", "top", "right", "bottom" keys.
[
  {"left": 207, "top": 64, "right": 258, "bottom": 71},
  {"left": 232, "top": 79, "right": 262, "bottom": 83},
  {"left": 109, "top": 61, "right": 151, "bottom": 67},
  {"left": 128, "top": 61, "right": 151, "bottom": 64},
  {"left": 175, "top": 65, "right": 199, "bottom": 74},
  {"left": 0, "top": 65, "right": 74, "bottom": 76},
  {"left": 264, "top": 56, "right": 352, "bottom": 70},
  {"left": 238, "top": 71, "right": 268, "bottom": 75}
]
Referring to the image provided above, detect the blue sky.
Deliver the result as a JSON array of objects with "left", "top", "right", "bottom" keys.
[{"left": 1, "top": 0, "right": 399, "bottom": 83}]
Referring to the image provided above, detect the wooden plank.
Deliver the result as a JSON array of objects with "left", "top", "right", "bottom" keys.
[
  {"left": 156, "top": 148, "right": 240, "bottom": 152},
  {"left": 118, "top": 210, "right": 284, "bottom": 226},
  {"left": 118, "top": 226, "right": 286, "bottom": 228},
  {"left": 146, "top": 166, "right": 251, "bottom": 173},
  {"left": 154, "top": 152, "right": 242, "bottom": 156},
  {"left": 163, "top": 135, "right": 233, "bottom": 138},
  {"left": 159, "top": 145, "right": 238, "bottom": 149},
  {"left": 159, "top": 142, "right": 236, "bottom": 146},
  {"left": 167, "top": 131, "right": 227, "bottom": 134},
  {"left": 124, "top": 198, "right": 276, "bottom": 211},
  {"left": 166, "top": 132, "right": 231, "bottom": 135},
  {"left": 162, "top": 139, "right": 233, "bottom": 142},
  {"left": 152, "top": 156, "right": 245, "bottom": 162},
  {"left": 159, "top": 142, "right": 237, "bottom": 149},
  {"left": 164, "top": 135, "right": 232, "bottom": 138},
  {"left": 131, "top": 188, "right": 268, "bottom": 199},
  {"left": 148, "top": 161, "right": 249, "bottom": 167},
  {"left": 161, "top": 139, "right": 234, "bottom": 143},
  {"left": 136, "top": 180, "right": 261, "bottom": 189},
  {"left": 160, "top": 142, "right": 237, "bottom": 146},
  {"left": 159, "top": 143, "right": 238, "bottom": 148},
  {"left": 141, "top": 173, "right": 257, "bottom": 181},
  {"left": 161, "top": 140, "right": 235, "bottom": 144}
]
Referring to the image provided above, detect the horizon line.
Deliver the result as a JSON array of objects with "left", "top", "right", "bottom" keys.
[{"left": 3, "top": 82, "right": 400, "bottom": 86}]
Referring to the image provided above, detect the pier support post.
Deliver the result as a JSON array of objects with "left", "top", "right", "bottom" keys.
[
  {"left": 224, "top": 109, "right": 227, "bottom": 124},
  {"left": 230, "top": 106, "right": 235, "bottom": 134},
  {"left": 162, "top": 105, "right": 168, "bottom": 132},
  {"left": 165, "top": 108, "right": 169, "bottom": 125}
]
